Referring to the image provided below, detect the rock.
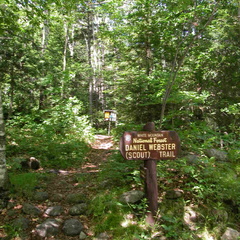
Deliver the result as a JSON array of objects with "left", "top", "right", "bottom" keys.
[
  {"left": 204, "top": 149, "right": 228, "bottom": 162},
  {"left": 12, "top": 217, "right": 30, "bottom": 230},
  {"left": 66, "top": 193, "right": 87, "bottom": 204},
  {"left": 212, "top": 209, "right": 228, "bottom": 222},
  {"left": 21, "top": 157, "right": 40, "bottom": 170},
  {"left": 7, "top": 209, "right": 17, "bottom": 217},
  {"left": 165, "top": 190, "right": 183, "bottom": 199},
  {"left": 0, "top": 190, "right": 9, "bottom": 209},
  {"left": 22, "top": 203, "right": 41, "bottom": 216},
  {"left": 183, "top": 206, "right": 200, "bottom": 230},
  {"left": 119, "top": 190, "right": 144, "bottom": 204},
  {"left": 50, "top": 193, "right": 64, "bottom": 202},
  {"left": 33, "top": 191, "right": 49, "bottom": 201},
  {"left": 94, "top": 232, "right": 110, "bottom": 240},
  {"left": 221, "top": 227, "right": 240, "bottom": 240},
  {"left": 45, "top": 206, "right": 64, "bottom": 216},
  {"left": 69, "top": 203, "right": 87, "bottom": 216},
  {"left": 36, "top": 219, "right": 60, "bottom": 237},
  {"left": 62, "top": 219, "right": 83, "bottom": 236},
  {"left": 185, "top": 154, "right": 200, "bottom": 165},
  {"left": 79, "top": 231, "right": 87, "bottom": 239}
]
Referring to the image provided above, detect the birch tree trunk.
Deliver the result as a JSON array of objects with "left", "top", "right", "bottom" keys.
[
  {"left": 39, "top": 18, "right": 49, "bottom": 110},
  {"left": 0, "top": 90, "right": 7, "bottom": 190},
  {"left": 61, "top": 21, "right": 69, "bottom": 99},
  {"left": 85, "top": 10, "right": 94, "bottom": 121}
]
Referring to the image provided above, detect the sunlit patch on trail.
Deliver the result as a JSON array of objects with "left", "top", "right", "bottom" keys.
[
  {"left": 91, "top": 135, "right": 114, "bottom": 150},
  {"left": 81, "top": 163, "right": 100, "bottom": 173}
]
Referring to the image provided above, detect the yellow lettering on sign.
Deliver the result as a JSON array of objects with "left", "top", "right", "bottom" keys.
[
  {"left": 133, "top": 138, "right": 153, "bottom": 143},
  {"left": 126, "top": 151, "right": 151, "bottom": 159},
  {"left": 149, "top": 143, "right": 176, "bottom": 151},
  {"left": 125, "top": 144, "right": 147, "bottom": 151},
  {"left": 153, "top": 138, "right": 167, "bottom": 143},
  {"left": 159, "top": 151, "right": 175, "bottom": 158}
]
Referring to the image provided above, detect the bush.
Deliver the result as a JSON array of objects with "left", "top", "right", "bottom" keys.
[{"left": 6, "top": 98, "right": 94, "bottom": 169}]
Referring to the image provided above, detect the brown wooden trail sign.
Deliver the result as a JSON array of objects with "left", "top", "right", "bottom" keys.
[
  {"left": 119, "top": 123, "right": 180, "bottom": 225},
  {"left": 120, "top": 130, "right": 180, "bottom": 161}
]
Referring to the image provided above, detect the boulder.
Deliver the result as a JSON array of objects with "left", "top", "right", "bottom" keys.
[
  {"left": 50, "top": 193, "right": 64, "bottom": 202},
  {"left": 62, "top": 219, "right": 83, "bottom": 236},
  {"left": 69, "top": 203, "right": 87, "bottom": 216},
  {"left": 21, "top": 157, "right": 40, "bottom": 170},
  {"left": 22, "top": 203, "right": 41, "bottom": 216},
  {"left": 12, "top": 217, "right": 30, "bottom": 230},
  {"left": 165, "top": 190, "right": 183, "bottom": 199},
  {"left": 221, "top": 227, "right": 240, "bottom": 240},
  {"left": 36, "top": 219, "right": 60, "bottom": 237},
  {"left": 66, "top": 193, "right": 87, "bottom": 204},
  {"left": 183, "top": 206, "right": 201, "bottom": 231},
  {"left": 119, "top": 190, "right": 144, "bottom": 204},
  {"left": 204, "top": 149, "right": 228, "bottom": 162},
  {"left": 45, "top": 206, "right": 64, "bottom": 216},
  {"left": 33, "top": 191, "right": 49, "bottom": 201},
  {"left": 185, "top": 154, "right": 202, "bottom": 165}
]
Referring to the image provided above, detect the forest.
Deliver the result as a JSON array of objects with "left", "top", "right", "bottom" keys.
[{"left": 0, "top": 0, "right": 239, "bottom": 239}]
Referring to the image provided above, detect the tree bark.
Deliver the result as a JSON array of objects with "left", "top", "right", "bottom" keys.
[
  {"left": 0, "top": 90, "right": 7, "bottom": 189},
  {"left": 39, "top": 17, "right": 49, "bottom": 110},
  {"left": 61, "top": 21, "right": 69, "bottom": 99}
]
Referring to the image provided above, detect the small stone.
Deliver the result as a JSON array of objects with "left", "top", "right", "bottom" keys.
[
  {"left": 50, "top": 193, "right": 64, "bottom": 202},
  {"left": 12, "top": 217, "right": 30, "bottom": 230},
  {"left": 79, "top": 231, "right": 87, "bottom": 239},
  {"left": 36, "top": 219, "right": 60, "bottom": 237},
  {"left": 165, "top": 190, "right": 183, "bottom": 199},
  {"left": 69, "top": 203, "right": 87, "bottom": 216},
  {"left": 94, "top": 232, "right": 110, "bottom": 240},
  {"left": 221, "top": 227, "right": 240, "bottom": 240},
  {"left": 7, "top": 209, "right": 17, "bottom": 217},
  {"left": 119, "top": 190, "right": 144, "bottom": 204},
  {"left": 33, "top": 191, "right": 49, "bottom": 201},
  {"left": 66, "top": 193, "right": 87, "bottom": 204},
  {"left": 22, "top": 203, "right": 41, "bottom": 216},
  {"left": 62, "top": 219, "right": 83, "bottom": 236},
  {"left": 45, "top": 206, "right": 64, "bottom": 216}
]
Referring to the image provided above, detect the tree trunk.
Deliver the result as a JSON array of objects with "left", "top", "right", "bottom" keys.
[
  {"left": 8, "top": 67, "right": 14, "bottom": 119},
  {"left": 0, "top": 90, "right": 7, "bottom": 190},
  {"left": 61, "top": 21, "right": 69, "bottom": 99},
  {"left": 85, "top": 10, "right": 94, "bottom": 121},
  {"left": 159, "top": 4, "right": 218, "bottom": 129},
  {"left": 39, "top": 17, "right": 49, "bottom": 110}
]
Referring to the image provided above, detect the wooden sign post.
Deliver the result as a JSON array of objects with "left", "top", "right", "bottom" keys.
[
  {"left": 120, "top": 122, "right": 180, "bottom": 225},
  {"left": 104, "top": 110, "right": 117, "bottom": 135}
]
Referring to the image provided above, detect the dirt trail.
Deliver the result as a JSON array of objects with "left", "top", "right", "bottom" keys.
[{"left": 0, "top": 135, "right": 115, "bottom": 240}]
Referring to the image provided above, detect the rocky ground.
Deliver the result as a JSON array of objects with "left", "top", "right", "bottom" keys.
[
  {"left": 1, "top": 137, "right": 240, "bottom": 240},
  {"left": 0, "top": 135, "right": 115, "bottom": 240}
]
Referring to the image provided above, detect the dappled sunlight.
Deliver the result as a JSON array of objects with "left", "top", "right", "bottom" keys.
[
  {"left": 91, "top": 135, "right": 114, "bottom": 150},
  {"left": 198, "top": 229, "right": 215, "bottom": 240},
  {"left": 81, "top": 162, "right": 100, "bottom": 173},
  {"left": 121, "top": 213, "right": 137, "bottom": 228}
]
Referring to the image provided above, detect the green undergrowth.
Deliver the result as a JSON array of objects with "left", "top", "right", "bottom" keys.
[
  {"left": 6, "top": 107, "right": 94, "bottom": 169},
  {"left": 90, "top": 121, "right": 240, "bottom": 239},
  {"left": 8, "top": 172, "right": 54, "bottom": 198},
  {"left": 88, "top": 151, "right": 153, "bottom": 239}
]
